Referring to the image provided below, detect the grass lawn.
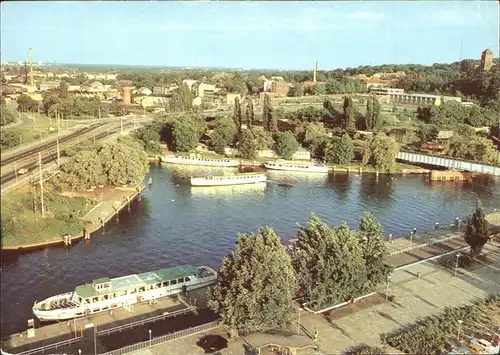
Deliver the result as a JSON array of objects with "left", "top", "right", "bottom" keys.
[{"left": 1, "top": 184, "right": 95, "bottom": 247}]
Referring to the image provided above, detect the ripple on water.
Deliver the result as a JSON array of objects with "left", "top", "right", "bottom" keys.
[{"left": 1, "top": 166, "right": 499, "bottom": 336}]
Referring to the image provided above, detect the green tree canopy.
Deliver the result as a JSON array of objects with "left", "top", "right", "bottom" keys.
[
  {"left": 238, "top": 129, "right": 259, "bottom": 160},
  {"left": 17, "top": 94, "right": 39, "bottom": 112},
  {"left": 325, "top": 133, "right": 355, "bottom": 165},
  {"left": 134, "top": 126, "right": 162, "bottom": 154},
  {"left": 448, "top": 135, "right": 499, "bottom": 164},
  {"left": 362, "top": 134, "right": 399, "bottom": 172},
  {"left": 171, "top": 115, "right": 205, "bottom": 152},
  {"left": 251, "top": 126, "right": 273, "bottom": 150},
  {"left": 211, "top": 116, "right": 237, "bottom": 154},
  {"left": 275, "top": 131, "right": 299, "bottom": 160},
  {"left": 464, "top": 200, "right": 489, "bottom": 258},
  {"left": 209, "top": 227, "right": 298, "bottom": 334},
  {"left": 99, "top": 138, "right": 149, "bottom": 186},
  {"left": 291, "top": 214, "right": 367, "bottom": 308},
  {"left": 60, "top": 149, "right": 105, "bottom": 191},
  {"left": 0, "top": 130, "right": 22, "bottom": 149},
  {"left": 358, "top": 213, "right": 393, "bottom": 293},
  {"left": 233, "top": 96, "right": 242, "bottom": 133},
  {"left": 0, "top": 105, "right": 16, "bottom": 126}
]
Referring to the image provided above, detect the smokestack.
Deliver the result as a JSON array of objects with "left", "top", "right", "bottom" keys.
[
  {"left": 313, "top": 59, "right": 318, "bottom": 84},
  {"left": 29, "top": 48, "right": 34, "bottom": 88},
  {"left": 123, "top": 86, "right": 132, "bottom": 105}
]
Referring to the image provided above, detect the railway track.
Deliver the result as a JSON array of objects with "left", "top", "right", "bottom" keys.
[
  {"left": 1, "top": 122, "right": 107, "bottom": 167},
  {"left": 0, "top": 123, "right": 140, "bottom": 186}
]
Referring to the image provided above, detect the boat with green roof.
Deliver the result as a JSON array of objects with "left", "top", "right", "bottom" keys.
[{"left": 32, "top": 265, "right": 217, "bottom": 321}]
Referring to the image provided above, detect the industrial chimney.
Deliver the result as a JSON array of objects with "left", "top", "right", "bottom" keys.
[{"left": 313, "top": 59, "right": 318, "bottom": 84}]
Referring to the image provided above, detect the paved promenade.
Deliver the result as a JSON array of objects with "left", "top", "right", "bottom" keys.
[{"left": 136, "top": 241, "right": 500, "bottom": 355}]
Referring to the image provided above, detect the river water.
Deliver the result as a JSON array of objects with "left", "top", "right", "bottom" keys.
[{"left": 1, "top": 164, "right": 499, "bottom": 337}]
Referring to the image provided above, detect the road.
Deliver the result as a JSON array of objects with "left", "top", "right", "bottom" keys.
[{"left": 0, "top": 121, "right": 149, "bottom": 186}]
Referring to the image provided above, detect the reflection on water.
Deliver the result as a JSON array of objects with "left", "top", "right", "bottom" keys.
[
  {"left": 190, "top": 182, "right": 268, "bottom": 197},
  {"left": 266, "top": 170, "right": 329, "bottom": 185},
  {"left": 359, "top": 173, "right": 396, "bottom": 206}
]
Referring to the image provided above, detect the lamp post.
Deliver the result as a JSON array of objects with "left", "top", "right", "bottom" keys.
[
  {"left": 149, "top": 329, "right": 152, "bottom": 347},
  {"left": 385, "top": 276, "right": 391, "bottom": 301},
  {"left": 454, "top": 253, "right": 461, "bottom": 277},
  {"left": 457, "top": 319, "right": 463, "bottom": 341}
]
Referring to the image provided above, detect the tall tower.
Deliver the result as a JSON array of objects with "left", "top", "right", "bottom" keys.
[
  {"left": 29, "top": 48, "right": 34, "bottom": 88},
  {"left": 123, "top": 86, "right": 132, "bottom": 105},
  {"left": 313, "top": 59, "right": 318, "bottom": 84}
]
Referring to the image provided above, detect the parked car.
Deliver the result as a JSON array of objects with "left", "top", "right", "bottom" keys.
[
  {"left": 18, "top": 168, "right": 28, "bottom": 175},
  {"left": 469, "top": 337, "right": 499, "bottom": 354}
]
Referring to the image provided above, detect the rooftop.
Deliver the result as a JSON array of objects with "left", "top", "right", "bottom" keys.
[{"left": 75, "top": 265, "right": 199, "bottom": 299}]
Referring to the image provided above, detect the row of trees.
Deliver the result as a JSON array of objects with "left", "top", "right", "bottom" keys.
[
  {"left": 417, "top": 101, "right": 498, "bottom": 128},
  {"left": 59, "top": 136, "right": 149, "bottom": 190},
  {"left": 208, "top": 213, "right": 393, "bottom": 333}
]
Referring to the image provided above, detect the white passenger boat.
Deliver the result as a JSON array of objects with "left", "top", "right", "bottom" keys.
[
  {"left": 32, "top": 265, "right": 217, "bottom": 321},
  {"left": 264, "top": 160, "right": 329, "bottom": 173},
  {"left": 190, "top": 173, "right": 267, "bottom": 186},
  {"left": 161, "top": 155, "right": 239, "bottom": 167}
]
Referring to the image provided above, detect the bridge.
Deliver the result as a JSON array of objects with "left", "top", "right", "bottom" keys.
[{"left": 397, "top": 151, "right": 500, "bottom": 176}]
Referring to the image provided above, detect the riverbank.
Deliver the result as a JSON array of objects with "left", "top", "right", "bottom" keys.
[
  {"left": 1, "top": 183, "right": 146, "bottom": 251},
  {"left": 151, "top": 152, "right": 430, "bottom": 174}
]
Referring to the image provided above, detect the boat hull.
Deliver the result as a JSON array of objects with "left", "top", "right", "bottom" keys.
[
  {"left": 264, "top": 163, "right": 329, "bottom": 173},
  {"left": 161, "top": 156, "right": 239, "bottom": 167},
  {"left": 190, "top": 174, "right": 267, "bottom": 186},
  {"left": 33, "top": 268, "right": 217, "bottom": 322}
]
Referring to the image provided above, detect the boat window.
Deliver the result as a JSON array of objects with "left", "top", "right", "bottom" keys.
[
  {"left": 102, "top": 306, "right": 109, "bottom": 311},
  {"left": 92, "top": 297, "right": 99, "bottom": 303},
  {"left": 177, "top": 278, "right": 184, "bottom": 284},
  {"left": 85, "top": 299, "right": 91, "bottom": 304},
  {"left": 171, "top": 279, "right": 177, "bottom": 285},
  {"left": 156, "top": 283, "right": 162, "bottom": 288},
  {"left": 149, "top": 285, "right": 154, "bottom": 290},
  {"left": 163, "top": 281, "right": 170, "bottom": 287},
  {"left": 78, "top": 297, "right": 83, "bottom": 303},
  {"left": 103, "top": 294, "right": 109, "bottom": 300},
  {"left": 139, "top": 287, "right": 146, "bottom": 292},
  {"left": 185, "top": 277, "right": 191, "bottom": 282}
]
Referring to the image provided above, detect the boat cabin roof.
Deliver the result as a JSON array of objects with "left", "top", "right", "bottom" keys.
[
  {"left": 75, "top": 265, "right": 199, "bottom": 299},
  {"left": 194, "top": 173, "right": 264, "bottom": 180}
]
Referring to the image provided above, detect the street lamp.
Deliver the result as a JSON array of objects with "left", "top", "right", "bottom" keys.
[
  {"left": 457, "top": 319, "right": 463, "bottom": 341},
  {"left": 385, "top": 276, "right": 391, "bottom": 301},
  {"left": 454, "top": 253, "right": 461, "bottom": 277},
  {"left": 149, "top": 329, "right": 152, "bottom": 347}
]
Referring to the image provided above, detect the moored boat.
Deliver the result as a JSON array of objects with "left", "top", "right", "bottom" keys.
[
  {"left": 264, "top": 160, "right": 329, "bottom": 173},
  {"left": 32, "top": 265, "right": 217, "bottom": 321},
  {"left": 190, "top": 173, "right": 267, "bottom": 186},
  {"left": 161, "top": 155, "right": 239, "bottom": 167}
]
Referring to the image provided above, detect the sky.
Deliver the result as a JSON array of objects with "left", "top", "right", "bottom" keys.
[{"left": 1, "top": 1, "right": 498, "bottom": 70}]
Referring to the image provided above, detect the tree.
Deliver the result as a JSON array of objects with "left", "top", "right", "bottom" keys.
[
  {"left": 233, "top": 96, "right": 242, "bottom": 134},
  {"left": 0, "top": 105, "right": 16, "bottom": 126},
  {"left": 302, "top": 123, "right": 328, "bottom": 147},
  {"left": 99, "top": 138, "right": 149, "bottom": 186},
  {"left": 291, "top": 215, "right": 367, "bottom": 308},
  {"left": 0, "top": 130, "right": 22, "bottom": 149},
  {"left": 464, "top": 200, "right": 489, "bottom": 258},
  {"left": 262, "top": 94, "right": 277, "bottom": 133},
  {"left": 310, "top": 136, "right": 329, "bottom": 161},
  {"left": 134, "top": 126, "right": 162, "bottom": 154},
  {"left": 209, "top": 227, "right": 298, "bottom": 334},
  {"left": 275, "top": 131, "right": 298, "bottom": 160},
  {"left": 416, "top": 123, "right": 439, "bottom": 143},
  {"left": 109, "top": 102, "right": 126, "bottom": 116},
  {"left": 211, "top": 116, "right": 237, "bottom": 154},
  {"left": 290, "top": 84, "right": 304, "bottom": 97},
  {"left": 325, "top": 133, "right": 355, "bottom": 165},
  {"left": 17, "top": 94, "right": 39, "bottom": 112},
  {"left": 448, "top": 135, "right": 499, "bottom": 164},
  {"left": 358, "top": 213, "right": 393, "bottom": 293},
  {"left": 179, "top": 83, "right": 193, "bottom": 112},
  {"left": 59, "top": 81, "right": 69, "bottom": 99},
  {"left": 59, "top": 149, "right": 105, "bottom": 191},
  {"left": 244, "top": 97, "right": 254, "bottom": 129},
  {"left": 363, "top": 134, "right": 399, "bottom": 172},
  {"left": 342, "top": 96, "right": 356, "bottom": 131},
  {"left": 251, "top": 126, "right": 273, "bottom": 150},
  {"left": 42, "top": 95, "right": 61, "bottom": 116},
  {"left": 238, "top": 129, "right": 259, "bottom": 160},
  {"left": 171, "top": 118, "right": 203, "bottom": 152}
]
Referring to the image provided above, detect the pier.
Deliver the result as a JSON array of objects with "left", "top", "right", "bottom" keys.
[{"left": 1, "top": 293, "right": 204, "bottom": 355}]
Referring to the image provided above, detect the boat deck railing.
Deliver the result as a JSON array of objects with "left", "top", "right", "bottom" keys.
[{"left": 12, "top": 336, "right": 81, "bottom": 355}]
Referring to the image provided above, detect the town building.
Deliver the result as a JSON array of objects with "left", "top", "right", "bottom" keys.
[
  {"left": 197, "top": 83, "right": 216, "bottom": 97},
  {"left": 134, "top": 87, "right": 153, "bottom": 96},
  {"left": 270, "top": 82, "right": 291, "bottom": 97}
]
